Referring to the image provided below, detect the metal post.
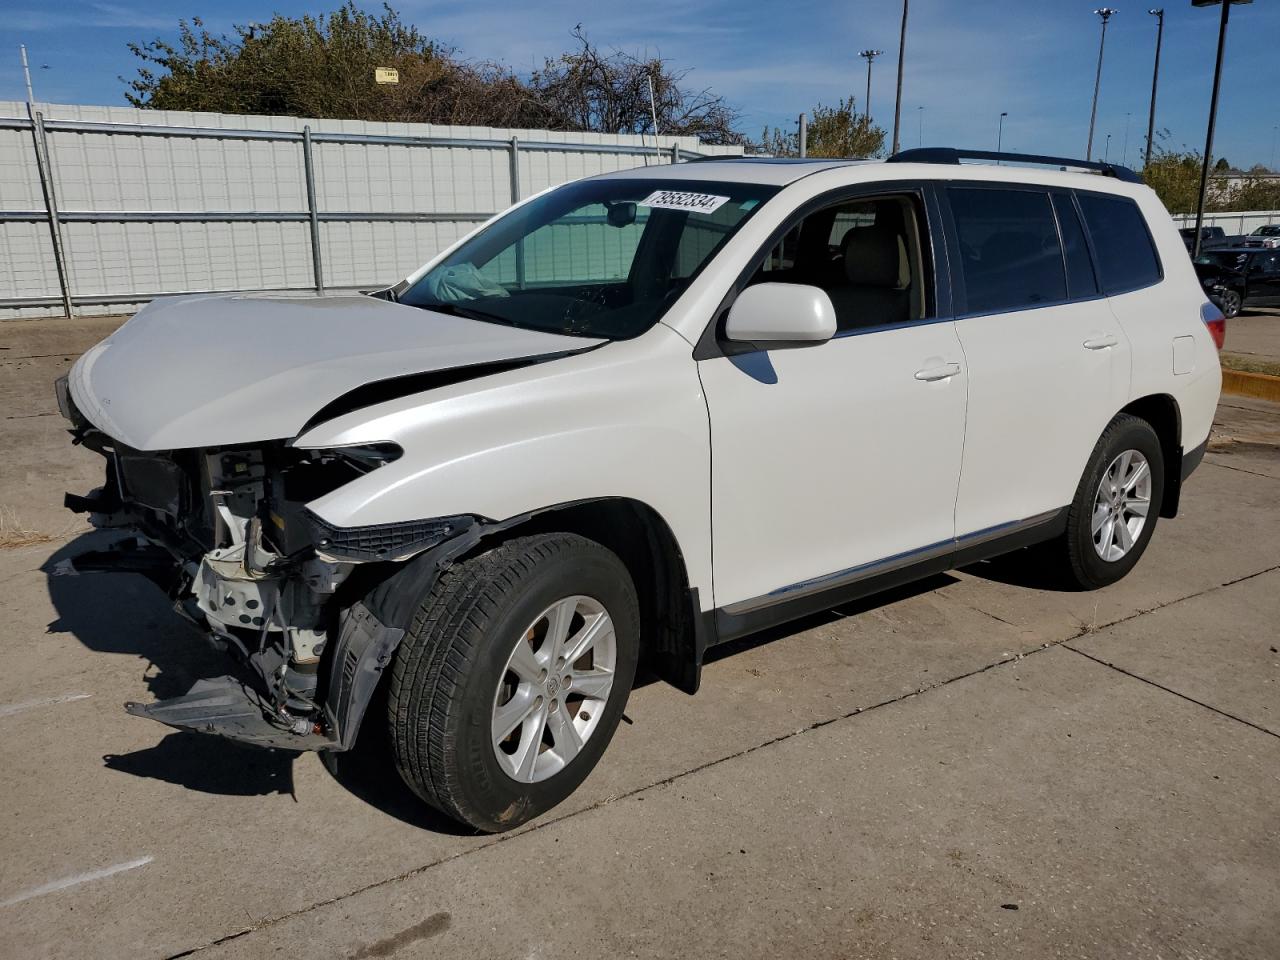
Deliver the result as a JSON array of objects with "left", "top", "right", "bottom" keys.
[
  {"left": 798, "top": 113, "right": 807, "bottom": 158},
  {"left": 510, "top": 137, "right": 525, "bottom": 289},
  {"left": 997, "top": 112, "right": 1007, "bottom": 154},
  {"left": 1087, "top": 8, "right": 1116, "bottom": 161},
  {"left": 509, "top": 136, "right": 521, "bottom": 202},
  {"left": 301, "top": 125, "right": 325, "bottom": 296},
  {"left": 670, "top": 142, "right": 679, "bottom": 164},
  {"left": 1144, "top": 9, "right": 1165, "bottom": 169},
  {"left": 1192, "top": 0, "right": 1233, "bottom": 259},
  {"left": 891, "top": 0, "right": 909, "bottom": 154},
  {"left": 21, "top": 45, "right": 34, "bottom": 104},
  {"left": 28, "top": 105, "right": 73, "bottom": 317}
]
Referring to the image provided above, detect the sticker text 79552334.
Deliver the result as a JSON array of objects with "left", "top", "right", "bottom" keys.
[{"left": 638, "top": 190, "right": 731, "bottom": 215}]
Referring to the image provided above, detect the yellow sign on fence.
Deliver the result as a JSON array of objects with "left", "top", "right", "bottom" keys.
[{"left": 374, "top": 67, "right": 400, "bottom": 85}]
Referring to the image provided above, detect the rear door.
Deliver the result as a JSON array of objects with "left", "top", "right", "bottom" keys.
[{"left": 943, "top": 184, "right": 1132, "bottom": 537}]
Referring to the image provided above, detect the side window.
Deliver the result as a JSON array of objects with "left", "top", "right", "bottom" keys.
[
  {"left": 1075, "top": 193, "right": 1162, "bottom": 294},
  {"left": 750, "top": 194, "right": 929, "bottom": 332},
  {"left": 1051, "top": 192, "right": 1099, "bottom": 299},
  {"left": 948, "top": 187, "right": 1066, "bottom": 314}
]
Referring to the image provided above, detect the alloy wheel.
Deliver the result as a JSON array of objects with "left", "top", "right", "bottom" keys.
[
  {"left": 491, "top": 595, "right": 617, "bottom": 783},
  {"left": 1091, "top": 449, "right": 1152, "bottom": 562}
]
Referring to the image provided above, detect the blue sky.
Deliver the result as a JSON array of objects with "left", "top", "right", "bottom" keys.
[{"left": 3, "top": 0, "right": 1278, "bottom": 168}]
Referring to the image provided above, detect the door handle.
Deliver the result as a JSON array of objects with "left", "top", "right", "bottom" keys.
[
  {"left": 914, "top": 362, "right": 962, "bottom": 382},
  {"left": 1083, "top": 334, "right": 1119, "bottom": 350}
]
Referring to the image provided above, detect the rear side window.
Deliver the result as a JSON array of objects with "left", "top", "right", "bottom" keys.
[
  {"left": 948, "top": 187, "right": 1066, "bottom": 314},
  {"left": 1052, "top": 193, "right": 1099, "bottom": 299},
  {"left": 1076, "top": 193, "right": 1162, "bottom": 294}
]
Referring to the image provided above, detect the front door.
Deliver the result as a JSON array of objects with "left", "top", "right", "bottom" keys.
[{"left": 698, "top": 191, "right": 967, "bottom": 612}]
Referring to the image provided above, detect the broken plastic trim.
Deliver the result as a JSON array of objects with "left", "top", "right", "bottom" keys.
[{"left": 305, "top": 511, "right": 477, "bottom": 563}]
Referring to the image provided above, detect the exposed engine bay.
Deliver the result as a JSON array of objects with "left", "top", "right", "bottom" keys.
[{"left": 57, "top": 378, "right": 473, "bottom": 751}]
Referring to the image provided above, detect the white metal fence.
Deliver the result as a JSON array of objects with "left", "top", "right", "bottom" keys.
[
  {"left": 0, "top": 101, "right": 741, "bottom": 319},
  {"left": 1170, "top": 209, "right": 1279, "bottom": 235}
]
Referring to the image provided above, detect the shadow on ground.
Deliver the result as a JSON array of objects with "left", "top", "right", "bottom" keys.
[{"left": 41, "top": 533, "right": 1001, "bottom": 832}]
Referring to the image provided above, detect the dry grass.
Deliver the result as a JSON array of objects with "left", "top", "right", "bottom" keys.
[
  {"left": 1220, "top": 353, "right": 1280, "bottom": 378},
  {"left": 0, "top": 506, "right": 56, "bottom": 549}
]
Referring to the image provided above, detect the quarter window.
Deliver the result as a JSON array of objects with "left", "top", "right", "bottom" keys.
[
  {"left": 1076, "top": 193, "right": 1162, "bottom": 294},
  {"left": 948, "top": 187, "right": 1066, "bottom": 314}
]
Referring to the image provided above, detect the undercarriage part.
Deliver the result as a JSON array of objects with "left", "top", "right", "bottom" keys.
[{"left": 125, "top": 677, "right": 335, "bottom": 750}]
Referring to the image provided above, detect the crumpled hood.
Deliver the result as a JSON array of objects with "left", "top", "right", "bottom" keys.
[{"left": 69, "top": 293, "right": 599, "bottom": 450}]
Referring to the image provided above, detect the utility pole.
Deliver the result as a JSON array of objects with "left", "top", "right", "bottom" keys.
[
  {"left": 917, "top": 106, "right": 924, "bottom": 147},
  {"left": 1144, "top": 9, "right": 1165, "bottom": 168},
  {"left": 1086, "top": 8, "right": 1117, "bottom": 161},
  {"left": 997, "top": 111, "right": 1008, "bottom": 154},
  {"left": 891, "top": 0, "right": 909, "bottom": 154},
  {"left": 20, "top": 44, "right": 34, "bottom": 103},
  {"left": 859, "top": 49, "right": 883, "bottom": 130},
  {"left": 1191, "top": 0, "right": 1251, "bottom": 259}
]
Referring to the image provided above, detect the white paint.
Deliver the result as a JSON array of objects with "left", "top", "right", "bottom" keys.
[
  {"left": 0, "top": 693, "right": 91, "bottom": 719},
  {"left": 1, "top": 857, "right": 152, "bottom": 908}
]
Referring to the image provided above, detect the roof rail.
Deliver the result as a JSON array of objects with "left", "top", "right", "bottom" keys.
[{"left": 886, "top": 147, "right": 1143, "bottom": 184}]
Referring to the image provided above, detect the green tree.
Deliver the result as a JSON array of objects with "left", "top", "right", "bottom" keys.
[
  {"left": 756, "top": 96, "right": 886, "bottom": 159},
  {"left": 123, "top": 6, "right": 744, "bottom": 141},
  {"left": 1212, "top": 156, "right": 1231, "bottom": 172}
]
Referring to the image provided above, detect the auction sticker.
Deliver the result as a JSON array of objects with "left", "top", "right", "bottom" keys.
[{"left": 638, "top": 190, "right": 731, "bottom": 215}]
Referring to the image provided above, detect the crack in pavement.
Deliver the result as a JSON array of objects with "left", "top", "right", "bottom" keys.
[
  {"left": 1063, "top": 644, "right": 1280, "bottom": 741},
  {"left": 159, "top": 559, "right": 1280, "bottom": 958},
  {"left": 1203, "top": 456, "right": 1280, "bottom": 483}
]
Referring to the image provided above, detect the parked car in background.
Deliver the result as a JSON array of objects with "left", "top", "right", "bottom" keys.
[
  {"left": 56, "top": 148, "right": 1222, "bottom": 832},
  {"left": 1193, "top": 247, "right": 1280, "bottom": 318},
  {"left": 1180, "top": 225, "right": 1226, "bottom": 252},
  {"left": 1241, "top": 224, "right": 1280, "bottom": 249}
]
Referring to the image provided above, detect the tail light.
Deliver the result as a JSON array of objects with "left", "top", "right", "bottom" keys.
[{"left": 1200, "top": 301, "right": 1225, "bottom": 351}]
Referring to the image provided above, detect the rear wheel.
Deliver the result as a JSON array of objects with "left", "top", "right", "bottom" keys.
[
  {"left": 387, "top": 533, "right": 639, "bottom": 832},
  {"left": 1049, "top": 413, "right": 1165, "bottom": 590}
]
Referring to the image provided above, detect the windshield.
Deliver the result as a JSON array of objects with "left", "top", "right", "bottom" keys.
[
  {"left": 398, "top": 178, "right": 778, "bottom": 339},
  {"left": 1252, "top": 225, "right": 1280, "bottom": 236}
]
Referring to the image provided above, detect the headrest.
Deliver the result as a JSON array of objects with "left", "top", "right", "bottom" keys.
[{"left": 843, "top": 221, "right": 903, "bottom": 288}]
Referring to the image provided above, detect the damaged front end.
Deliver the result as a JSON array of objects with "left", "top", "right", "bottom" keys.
[{"left": 56, "top": 377, "right": 474, "bottom": 752}]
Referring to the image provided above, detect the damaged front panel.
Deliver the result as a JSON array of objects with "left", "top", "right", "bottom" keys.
[{"left": 58, "top": 378, "right": 480, "bottom": 752}]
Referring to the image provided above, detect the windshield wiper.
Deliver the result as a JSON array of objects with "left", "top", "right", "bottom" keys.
[{"left": 421, "top": 301, "right": 526, "bottom": 329}]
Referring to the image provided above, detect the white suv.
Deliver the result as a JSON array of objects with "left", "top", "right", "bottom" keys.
[{"left": 59, "top": 149, "right": 1222, "bottom": 832}]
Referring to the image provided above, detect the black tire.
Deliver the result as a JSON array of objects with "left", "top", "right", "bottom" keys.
[
  {"left": 1218, "top": 289, "right": 1242, "bottom": 319},
  {"left": 387, "top": 533, "right": 639, "bottom": 833},
  {"left": 1048, "top": 413, "right": 1166, "bottom": 590}
]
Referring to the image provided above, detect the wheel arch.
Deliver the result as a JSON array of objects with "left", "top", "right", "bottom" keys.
[
  {"left": 464, "top": 497, "right": 709, "bottom": 694},
  {"left": 1119, "top": 393, "right": 1183, "bottom": 518}
]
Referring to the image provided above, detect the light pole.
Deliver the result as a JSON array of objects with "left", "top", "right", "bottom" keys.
[
  {"left": 859, "top": 49, "right": 883, "bottom": 129},
  {"left": 917, "top": 105, "right": 924, "bottom": 147},
  {"left": 891, "top": 0, "right": 909, "bottom": 154},
  {"left": 1190, "top": 0, "right": 1252, "bottom": 259},
  {"left": 1144, "top": 9, "right": 1165, "bottom": 168},
  {"left": 1086, "top": 8, "right": 1117, "bottom": 161},
  {"left": 1122, "top": 111, "right": 1131, "bottom": 166},
  {"left": 1271, "top": 124, "right": 1277, "bottom": 172},
  {"left": 20, "top": 44, "right": 34, "bottom": 103},
  {"left": 1104, "top": 133, "right": 1112, "bottom": 162},
  {"left": 997, "top": 111, "right": 1008, "bottom": 154}
]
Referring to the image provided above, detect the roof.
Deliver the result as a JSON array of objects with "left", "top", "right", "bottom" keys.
[
  {"left": 595, "top": 154, "right": 1148, "bottom": 196},
  {"left": 601, "top": 157, "right": 866, "bottom": 186}
]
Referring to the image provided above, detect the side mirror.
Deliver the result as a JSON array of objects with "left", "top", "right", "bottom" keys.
[{"left": 724, "top": 283, "right": 837, "bottom": 348}]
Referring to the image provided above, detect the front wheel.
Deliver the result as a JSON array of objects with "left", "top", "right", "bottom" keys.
[
  {"left": 1049, "top": 413, "right": 1165, "bottom": 590},
  {"left": 1217, "top": 289, "right": 1242, "bottom": 319},
  {"left": 387, "top": 533, "right": 639, "bottom": 832}
]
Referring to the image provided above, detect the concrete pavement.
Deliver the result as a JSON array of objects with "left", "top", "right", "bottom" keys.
[{"left": 1, "top": 317, "right": 1278, "bottom": 959}]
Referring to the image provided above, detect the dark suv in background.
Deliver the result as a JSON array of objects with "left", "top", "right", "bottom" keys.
[
  {"left": 1180, "top": 225, "right": 1226, "bottom": 252},
  {"left": 1193, "top": 248, "right": 1280, "bottom": 317}
]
